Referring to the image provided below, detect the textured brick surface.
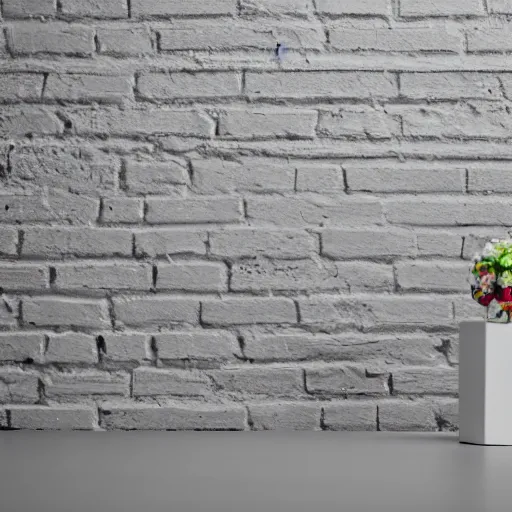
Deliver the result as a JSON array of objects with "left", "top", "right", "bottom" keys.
[{"left": 0, "top": 0, "right": 497, "bottom": 431}]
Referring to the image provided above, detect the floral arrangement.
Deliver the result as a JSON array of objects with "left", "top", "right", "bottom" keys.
[{"left": 471, "top": 239, "right": 512, "bottom": 322}]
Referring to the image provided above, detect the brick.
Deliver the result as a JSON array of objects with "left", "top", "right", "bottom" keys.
[
  {"left": 192, "top": 159, "right": 295, "bottom": 194},
  {"left": 241, "top": 0, "right": 314, "bottom": 16},
  {"left": 231, "top": 260, "right": 393, "bottom": 292},
  {"left": 70, "top": 107, "right": 214, "bottom": 137},
  {"left": 135, "top": 229, "right": 207, "bottom": 257},
  {"left": 0, "top": 264, "right": 49, "bottom": 291},
  {"left": 468, "top": 167, "right": 512, "bottom": 192},
  {"left": 330, "top": 27, "right": 459, "bottom": 53},
  {"left": 246, "top": 72, "right": 398, "bottom": 99},
  {"left": 400, "top": 73, "right": 500, "bottom": 100},
  {"left": 158, "top": 20, "right": 324, "bottom": 51},
  {"left": 467, "top": 27, "right": 512, "bottom": 53},
  {"left": 23, "top": 297, "right": 111, "bottom": 328},
  {"left": 378, "top": 400, "right": 437, "bottom": 431},
  {"left": 131, "top": 0, "right": 237, "bottom": 17},
  {"left": 244, "top": 334, "right": 445, "bottom": 366},
  {"left": 321, "top": 229, "right": 416, "bottom": 259},
  {"left": 44, "top": 371, "right": 130, "bottom": 399},
  {"left": 453, "top": 295, "right": 486, "bottom": 322},
  {"left": 0, "top": 191, "right": 98, "bottom": 225},
  {"left": 399, "top": 0, "right": 484, "bottom": 17},
  {"left": 219, "top": 109, "right": 317, "bottom": 139},
  {"left": 44, "top": 74, "right": 133, "bottom": 104},
  {"left": 295, "top": 163, "right": 344, "bottom": 193},
  {"left": 489, "top": 0, "right": 512, "bottom": 13},
  {"left": 202, "top": 298, "right": 297, "bottom": 325},
  {"left": 0, "top": 73, "right": 45, "bottom": 102},
  {"left": 209, "top": 367, "right": 304, "bottom": 396},
  {"left": 22, "top": 227, "right": 132, "bottom": 258},
  {"left": 133, "top": 368, "right": 211, "bottom": 397},
  {"left": 113, "top": 296, "right": 199, "bottom": 327},
  {"left": 101, "top": 197, "right": 143, "bottom": 224},
  {"left": 417, "top": 232, "right": 463, "bottom": 258},
  {"left": 317, "top": 108, "right": 400, "bottom": 139},
  {"left": 155, "top": 331, "right": 238, "bottom": 364},
  {"left": 100, "top": 402, "right": 246, "bottom": 430},
  {"left": 323, "top": 402, "right": 376, "bottom": 431},
  {"left": 0, "top": 107, "right": 63, "bottom": 137},
  {"left": 402, "top": 104, "right": 512, "bottom": 139},
  {"left": 59, "top": 0, "right": 128, "bottom": 18},
  {"left": 345, "top": 165, "right": 465, "bottom": 193},
  {"left": 146, "top": 197, "right": 243, "bottom": 225},
  {"left": 306, "top": 366, "right": 389, "bottom": 396},
  {"left": 10, "top": 145, "right": 118, "bottom": 194},
  {"left": 209, "top": 228, "right": 315, "bottom": 259},
  {"left": 0, "top": 408, "right": 7, "bottom": 427},
  {"left": 0, "top": 227, "right": 18, "bottom": 256},
  {"left": 249, "top": 402, "right": 320, "bottom": 430},
  {"left": 385, "top": 198, "right": 512, "bottom": 226},
  {"left": 54, "top": 262, "right": 152, "bottom": 291},
  {"left": 435, "top": 399, "right": 458, "bottom": 430},
  {"left": 0, "top": 369, "right": 39, "bottom": 404},
  {"left": 392, "top": 367, "right": 458, "bottom": 395},
  {"left": 299, "top": 295, "right": 453, "bottom": 328},
  {"left": 0, "top": 333, "right": 43, "bottom": 363},
  {"left": 462, "top": 232, "right": 508, "bottom": 260},
  {"left": 7, "top": 23, "right": 94, "bottom": 56},
  {"left": 138, "top": 72, "right": 241, "bottom": 99},
  {"left": 2, "top": 0, "right": 55, "bottom": 18},
  {"left": 156, "top": 262, "right": 228, "bottom": 292},
  {"left": 124, "top": 159, "right": 188, "bottom": 194},
  {"left": 97, "top": 27, "right": 153, "bottom": 56},
  {"left": 45, "top": 333, "right": 98, "bottom": 364},
  {"left": 9, "top": 405, "right": 97, "bottom": 430},
  {"left": 316, "top": 0, "right": 389, "bottom": 15},
  {"left": 0, "top": 297, "right": 18, "bottom": 328},
  {"left": 247, "top": 197, "right": 383, "bottom": 227},
  {"left": 101, "top": 333, "right": 149, "bottom": 363},
  {"left": 396, "top": 261, "right": 469, "bottom": 292}
]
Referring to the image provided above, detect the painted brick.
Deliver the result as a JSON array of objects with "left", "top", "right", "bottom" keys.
[
  {"left": 155, "top": 331, "right": 237, "bottom": 363},
  {"left": 7, "top": 23, "right": 95, "bottom": 56},
  {"left": 330, "top": 27, "right": 459, "bottom": 53},
  {"left": 134, "top": 229, "right": 207, "bottom": 257},
  {"left": 22, "top": 227, "right": 132, "bottom": 258},
  {"left": 54, "top": 262, "right": 152, "bottom": 291},
  {"left": 45, "top": 333, "right": 98, "bottom": 364},
  {"left": 246, "top": 72, "right": 398, "bottom": 99},
  {"left": 306, "top": 366, "right": 389, "bottom": 396},
  {"left": 100, "top": 402, "right": 246, "bottom": 430},
  {"left": 241, "top": 0, "right": 314, "bottom": 16},
  {"left": 249, "top": 402, "right": 321, "bottom": 430},
  {"left": 0, "top": 264, "right": 49, "bottom": 291},
  {"left": 0, "top": 333, "right": 43, "bottom": 363},
  {"left": 133, "top": 368, "right": 211, "bottom": 397},
  {"left": 295, "top": 163, "right": 344, "bottom": 192},
  {"left": 124, "top": 159, "right": 188, "bottom": 194},
  {"left": 0, "top": 227, "right": 18, "bottom": 256},
  {"left": 97, "top": 27, "right": 153, "bottom": 56},
  {"left": 3, "top": 0, "right": 55, "bottom": 18},
  {"left": 59, "top": 0, "right": 128, "bottom": 18},
  {"left": 202, "top": 298, "right": 297, "bottom": 325},
  {"left": 209, "top": 229, "right": 315, "bottom": 259},
  {"left": 399, "top": 0, "right": 484, "bottom": 17},
  {"left": 435, "top": 399, "right": 459, "bottom": 430},
  {"left": 44, "top": 74, "right": 134, "bottom": 104},
  {"left": 0, "top": 74, "right": 45, "bottom": 102},
  {"left": 101, "top": 197, "right": 143, "bottom": 224},
  {"left": 468, "top": 167, "right": 512, "bottom": 192},
  {"left": 417, "top": 232, "right": 463, "bottom": 258},
  {"left": 489, "top": 0, "right": 512, "bottom": 13},
  {"left": 138, "top": 72, "right": 241, "bottom": 99},
  {"left": 392, "top": 367, "right": 458, "bottom": 395},
  {"left": 323, "top": 402, "right": 376, "bottom": 431},
  {"left": 156, "top": 262, "right": 228, "bottom": 292},
  {"left": 378, "top": 400, "right": 437, "bottom": 431},
  {"left": 0, "top": 107, "right": 63, "bottom": 137},
  {"left": 467, "top": 27, "right": 512, "bottom": 53},
  {"left": 0, "top": 369, "right": 39, "bottom": 404},
  {"left": 9, "top": 405, "right": 97, "bottom": 430},
  {"left": 113, "top": 296, "right": 200, "bottom": 327},
  {"left": 316, "top": 0, "right": 389, "bottom": 15},
  {"left": 23, "top": 297, "right": 111, "bottom": 328},
  {"left": 101, "top": 333, "right": 149, "bottom": 363},
  {"left": 395, "top": 261, "right": 469, "bottom": 292},
  {"left": 131, "top": 0, "right": 237, "bottom": 17},
  {"left": 0, "top": 297, "right": 19, "bottom": 328}
]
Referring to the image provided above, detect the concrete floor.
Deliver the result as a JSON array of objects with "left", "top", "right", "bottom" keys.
[{"left": 1, "top": 432, "right": 512, "bottom": 512}]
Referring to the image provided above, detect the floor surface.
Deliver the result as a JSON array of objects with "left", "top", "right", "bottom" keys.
[{"left": 1, "top": 432, "right": 512, "bottom": 512}]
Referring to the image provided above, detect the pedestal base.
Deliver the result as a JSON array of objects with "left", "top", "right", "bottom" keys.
[{"left": 459, "top": 321, "right": 512, "bottom": 446}]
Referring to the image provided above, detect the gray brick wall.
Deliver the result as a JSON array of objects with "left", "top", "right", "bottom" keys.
[{"left": 2, "top": 0, "right": 498, "bottom": 432}]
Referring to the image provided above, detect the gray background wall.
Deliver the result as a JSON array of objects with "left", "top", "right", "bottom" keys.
[{"left": 0, "top": 0, "right": 503, "bottom": 431}]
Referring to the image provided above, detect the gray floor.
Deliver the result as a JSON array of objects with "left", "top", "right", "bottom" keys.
[{"left": 1, "top": 432, "right": 512, "bottom": 512}]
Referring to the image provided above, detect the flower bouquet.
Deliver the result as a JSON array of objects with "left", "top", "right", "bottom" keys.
[{"left": 471, "top": 239, "right": 512, "bottom": 322}]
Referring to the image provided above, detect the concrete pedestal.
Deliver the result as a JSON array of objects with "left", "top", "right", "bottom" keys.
[{"left": 459, "top": 321, "right": 512, "bottom": 445}]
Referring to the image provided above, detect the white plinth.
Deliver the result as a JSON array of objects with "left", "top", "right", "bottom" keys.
[{"left": 459, "top": 321, "right": 512, "bottom": 445}]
